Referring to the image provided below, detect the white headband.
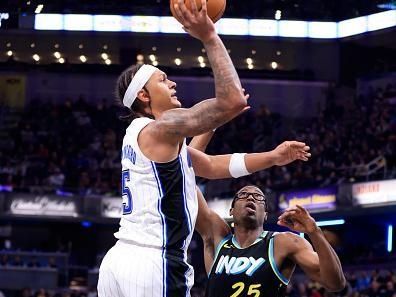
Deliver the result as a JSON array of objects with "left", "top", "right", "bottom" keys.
[{"left": 123, "top": 64, "right": 157, "bottom": 109}]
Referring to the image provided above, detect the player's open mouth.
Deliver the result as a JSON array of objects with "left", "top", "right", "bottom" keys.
[{"left": 245, "top": 201, "right": 256, "bottom": 213}]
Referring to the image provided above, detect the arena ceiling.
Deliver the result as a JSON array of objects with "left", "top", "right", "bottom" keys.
[{"left": 1, "top": 0, "right": 394, "bottom": 21}]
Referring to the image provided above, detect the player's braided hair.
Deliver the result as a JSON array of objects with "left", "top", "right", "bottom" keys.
[{"left": 115, "top": 64, "right": 153, "bottom": 123}]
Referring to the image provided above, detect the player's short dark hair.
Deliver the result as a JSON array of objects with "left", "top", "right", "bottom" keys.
[{"left": 115, "top": 64, "right": 152, "bottom": 123}]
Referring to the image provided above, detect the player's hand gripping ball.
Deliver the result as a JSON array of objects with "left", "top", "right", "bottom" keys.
[{"left": 170, "top": 0, "right": 226, "bottom": 23}]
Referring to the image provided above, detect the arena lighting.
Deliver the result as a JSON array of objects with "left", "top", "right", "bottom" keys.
[
  {"left": 248, "top": 64, "right": 254, "bottom": 69},
  {"left": 152, "top": 60, "right": 158, "bottom": 66},
  {"left": 199, "top": 62, "right": 206, "bottom": 68},
  {"left": 81, "top": 221, "right": 92, "bottom": 228},
  {"left": 6, "top": 42, "right": 11, "bottom": 47},
  {"left": 32, "top": 54, "right": 40, "bottom": 61},
  {"left": 34, "top": 10, "right": 396, "bottom": 38},
  {"left": 6, "top": 50, "right": 13, "bottom": 56},
  {"left": 136, "top": 54, "right": 144, "bottom": 61},
  {"left": 388, "top": 225, "right": 393, "bottom": 253},
  {"left": 101, "top": 53, "right": 108, "bottom": 60},
  {"left": 275, "top": 10, "right": 282, "bottom": 20},
  {"left": 271, "top": 61, "right": 278, "bottom": 69},
  {"left": 316, "top": 219, "right": 345, "bottom": 227},
  {"left": 30, "top": 43, "right": 35, "bottom": 48},
  {"left": 149, "top": 54, "right": 156, "bottom": 62},
  {"left": 58, "top": 57, "right": 65, "bottom": 64},
  {"left": 79, "top": 55, "right": 87, "bottom": 63},
  {"left": 105, "top": 59, "right": 111, "bottom": 65},
  {"left": 174, "top": 58, "right": 182, "bottom": 66},
  {"left": 246, "top": 57, "right": 253, "bottom": 64},
  {"left": 197, "top": 56, "right": 204, "bottom": 63},
  {"left": 35, "top": 4, "right": 44, "bottom": 14},
  {"left": 53, "top": 51, "right": 61, "bottom": 59}
]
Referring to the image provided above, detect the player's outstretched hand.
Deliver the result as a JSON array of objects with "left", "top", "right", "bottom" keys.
[
  {"left": 277, "top": 205, "right": 319, "bottom": 234},
  {"left": 271, "top": 141, "right": 311, "bottom": 166},
  {"left": 172, "top": 0, "right": 216, "bottom": 43}
]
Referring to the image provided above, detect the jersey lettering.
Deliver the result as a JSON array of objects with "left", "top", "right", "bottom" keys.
[
  {"left": 122, "top": 145, "right": 136, "bottom": 164},
  {"left": 215, "top": 255, "right": 266, "bottom": 276}
]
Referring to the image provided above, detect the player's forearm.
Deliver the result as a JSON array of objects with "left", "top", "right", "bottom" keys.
[
  {"left": 200, "top": 151, "right": 277, "bottom": 179},
  {"left": 204, "top": 35, "right": 246, "bottom": 110},
  {"left": 307, "top": 228, "right": 346, "bottom": 291},
  {"left": 189, "top": 131, "right": 215, "bottom": 152}
]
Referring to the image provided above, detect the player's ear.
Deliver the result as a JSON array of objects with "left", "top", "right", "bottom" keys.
[{"left": 136, "top": 88, "right": 150, "bottom": 103}]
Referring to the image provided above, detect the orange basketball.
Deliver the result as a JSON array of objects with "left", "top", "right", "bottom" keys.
[{"left": 170, "top": 0, "right": 226, "bottom": 24}]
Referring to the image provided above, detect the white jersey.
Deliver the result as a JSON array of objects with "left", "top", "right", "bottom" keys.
[{"left": 114, "top": 116, "right": 198, "bottom": 253}]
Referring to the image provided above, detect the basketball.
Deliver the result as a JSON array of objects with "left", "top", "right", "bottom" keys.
[{"left": 170, "top": 0, "right": 226, "bottom": 23}]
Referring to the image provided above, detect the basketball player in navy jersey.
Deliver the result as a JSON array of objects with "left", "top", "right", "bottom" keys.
[
  {"left": 97, "top": 0, "right": 311, "bottom": 296},
  {"left": 195, "top": 186, "right": 346, "bottom": 297}
]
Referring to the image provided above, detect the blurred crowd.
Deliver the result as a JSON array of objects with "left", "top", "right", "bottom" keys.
[{"left": 0, "top": 84, "right": 395, "bottom": 198}]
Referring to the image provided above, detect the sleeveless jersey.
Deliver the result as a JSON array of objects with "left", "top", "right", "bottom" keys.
[
  {"left": 206, "top": 231, "right": 289, "bottom": 297},
  {"left": 114, "top": 117, "right": 198, "bottom": 254}
]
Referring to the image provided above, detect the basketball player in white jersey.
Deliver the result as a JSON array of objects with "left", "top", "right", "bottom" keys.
[{"left": 97, "top": 0, "right": 311, "bottom": 296}]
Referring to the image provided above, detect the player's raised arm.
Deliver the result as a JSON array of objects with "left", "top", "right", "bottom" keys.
[
  {"left": 150, "top": 0, "right": 247, "bottom": 143},
  {"left": 188, "top": 140, "right": 311, "bottom": 179}
]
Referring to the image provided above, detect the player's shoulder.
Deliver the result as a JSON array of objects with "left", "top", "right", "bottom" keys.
[{"left": 272, "top": 232, "right": 304, "bottom": 247}]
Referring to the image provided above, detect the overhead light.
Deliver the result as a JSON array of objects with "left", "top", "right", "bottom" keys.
[
  {"left": 227, "top": 49, "right": 231, "bottom": 53},
  {"left": 201, "top": 48, "right": 206, "bottom": 53},
  {"left": 152, "top": 46, "right": 157, "bottom": 51},
  {"left": 136, "top": 54, "right": 144, "bottom": 62},
  {"left": 105, "top": 59, "right": 111, "bottom": 65},
  {"left": 276, "top": 50, "right": 282, "bottom": 56},
  {"left": 197, "top": 56, "right": 204, "bottom": 63},
  {"left": 316, "top": 219, "right": 345, "bottom": 227},
  {"left": 248, "top": 64, "right": 254, "bottom": 69},
  {"left": 6, "top": 42, "right": 11, "bottom": 48},
  {"left": 152, "top": 60, "right": 158, "bottom": 66},
  {"left": 149, "top": 54, "right": 156, "bottom": 62},
  {"left": 275, "top": 10, "right": 282, "bottom": 20},
  {"left": 246, "top": 58, "right": 253, "bottom": 64},
  {"left": 27, "top": 1, "right": 31, "bottom": 5},
  {"left": 199, "top": 62, "right": 206, "bottom": 68},
  {"left": 6, "top": 50, "right": 13, "bottom": 56},
  {"left": 30, "top": 43, "right": 35, "bottom": 48},
  {"left": 54, "top": 43, "right": 59, "bottom": 49},
  {"left": 176, "top": 47, "right": 182, "bottom": 52},
  {"left": 35, "top": 4, "right": 44, "bottom": 14},
  {"left": 174, "top": 58, "right": 181, "bottom": 66},
  {"left": 251, "top": 50, "right": 256, "bottom": 55},
  {"left": 53, "top": 51, "right": 61, "bottom": 59},
  {"left": 32, "top": 54, "right": 40, "bottom": 62},
  {"left": 103, "top": 44, "right": 108, "bottom": 50},
  {"left": 78, "top": 44, "right": 84, "bottom": 49},
  {"left": 388, "top": 225, "right": 393, "bottom": 253},
  {"left": 101, "top": 53, "right": 109, "bottom": 60},
  {"left": 58, "top": 57, "right": 65, "bottom": 64},
  {"left": 80, "top": 55, "right": 87, "bottom": 63},
  {"left": 271, "top": 61, "right": 278, "bottom": 69}
]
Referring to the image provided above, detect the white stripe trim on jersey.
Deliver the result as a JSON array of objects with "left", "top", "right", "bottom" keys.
[{"left": 151, "top": 161, "right": 167, "bottom": 297}]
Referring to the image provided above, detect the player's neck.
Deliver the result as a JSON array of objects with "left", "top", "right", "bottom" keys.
[{"left": 233, "top": 226, "right": 264, "bottom": 248}]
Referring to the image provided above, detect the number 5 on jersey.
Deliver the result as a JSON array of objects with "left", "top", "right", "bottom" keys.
[{"left": 122, "top": 170, "right": 133, "bottom": 215}]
